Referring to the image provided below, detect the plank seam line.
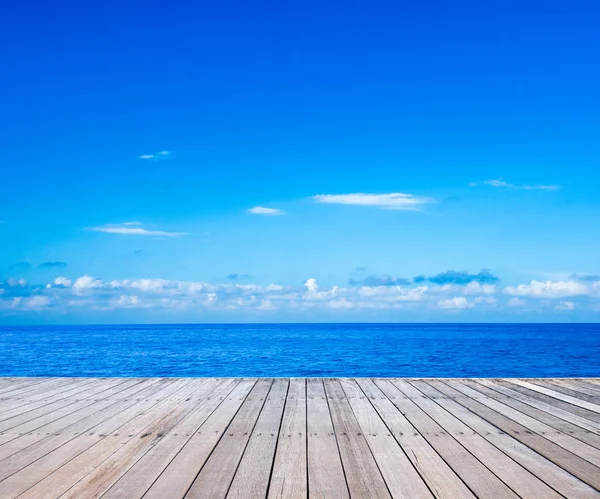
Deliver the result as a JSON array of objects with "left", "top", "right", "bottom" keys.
[
  {"left": 0, "top": 378, "right": 152, "bottom": 462},
  {"left": 3, "top": 379, "right": 167, "bottom": 490},
  {"left": 338, "top": 379, "right": 393, "bottom": 498},
  {"left": 321, "top": 378, "right": 351, "bottom": 498},
  {"left": 96, "top": 379, "right": 226, "bottom": 498},
  {"left": 136, "top": 379, "right": 242, "bottom": 498},
  {"left": 0, "top": 379, "right": 100, "bottom": 423},
  {"left": 52, "top": 379, "right": 197, "bottom": 499},
  {"left": 177, "top": 378, "right": 259, "bottom": 498},
  {"left": 264, "top": 379, "right": 290, "bottom": 499},
  {"left": 355, "top": 379, "right": 439, "bottom": 498},
  {"left": 373, "top": 379, "right": 479, "bottom": 499},
  {"left": 448, "top": 380, "right": 600, "bottom": 470},
  {"left": 472, "top": 380, "right": 600, "bottom": 449},
  {"left": 436, "top": 380, "right": 599, "bottom": 493},
  {"left": 390, "top": 379, "right": 524, "bottom": 499},
  {"left": 415, "top": 380, "right": 568, "bottom": 499},
  {"left": 0, "top": 379, "right": 133, "bottom": 434},
  {"left": 223, "top": 379, "right": 276, "bottom": 498}
]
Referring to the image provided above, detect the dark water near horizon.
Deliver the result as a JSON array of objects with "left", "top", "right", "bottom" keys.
[{"left": 1, "top": 323, "right": 599, "bottom": 378}]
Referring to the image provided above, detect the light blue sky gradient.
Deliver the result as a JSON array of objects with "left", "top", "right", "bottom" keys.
[{"left": 1, "top": 1, "right": 599, "bottom": 323}]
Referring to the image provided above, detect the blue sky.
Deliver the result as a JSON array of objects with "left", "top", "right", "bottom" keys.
[{"left": 1, "top": 0, "right": 600, "bottom": 323}]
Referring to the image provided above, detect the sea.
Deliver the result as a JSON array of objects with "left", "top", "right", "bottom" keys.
[{"left": 1, "top": 323, "right": 599, "bottom": 378}]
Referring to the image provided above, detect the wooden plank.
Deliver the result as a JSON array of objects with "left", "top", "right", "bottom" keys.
[
  {"left": 227, "top": 379, "right": 289, "bottom": 498},
  {"left": 510, "top": 380, "right": 600, "bottom": 414},
  {"left": 392, "top": 380, "right": 561, "bottom": 498},
  {"left": 324, "top": 379, "right": 391, "bottom": 498},
  {"left": 535, "top": 380, "right": 600, "bottom": 403},
  {"left": 479, "top": 379, "right": 600, "bottom": 434},
  {"left": 184, "top": 379, "right": 273, "bottom": 498},
  {"left": 0, "top": 380, "right": 186, "bottom": 497},
  {"left": 339, "top": 379, "right": 433, "bottom": 497},
  {"left": 374, "top": 379, "right": 520, "bottom": 498},
  {"left": 417, "top": 380, "right": 599, "bottom": 499},
  {"left": 0, "top": 379, "right": 54, "bottom": 398},
  {"left": 56, "top": 379, "right": 211, "bottom": 499},
  {"left": 434, "top": 380, "right": 600, "bottom": 491},
  {"left": 447, "top": 380, "right": 600, "bottom": 467},
  {"left": 22, "top": 379, "right": 248, "bottom": 499},
  {"left": 0, "top": 378, "right": 173, "bottom": 481},
  {"left": 306, "top": 378, "right": 349, "bottom": 499},
  {"left": 0, "top": 379, "right": 99, "bottom": 419},
  {"left": 503, "top": 380, "right": 600, "bottom": 424},
  {"left": 0, "top": 379, "right": 77, "bottom": 405},
  {"left": 0, "top": 379, "right": 196, "bottom": 498},
  {"left": 267, "top": 378, "right": 307, "bottom": 499},
  {"left": 467, "top": 380, "right": 600, "bottom": 450},
  {"left": 577, "top": 381, "right": 600, "bottom": 395},
  {"left": 143, "top": 379, "right": 256, "bottom": 499},
  {"left": 0, "top": 378, "right": 132, "bottom": 434},
  {"left": 99, "top": 380, "right": 237, "bottom": 499},
  {"left": 356, "top": 379, "right": 474, "bottom": 499},
  {"left": 0, "top": 379, "right": 157, "bottom": 456}
]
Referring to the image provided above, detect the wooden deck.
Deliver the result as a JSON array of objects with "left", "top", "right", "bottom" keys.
[{"left": 0, "top": 379, "right": 600, "bottom": 498}]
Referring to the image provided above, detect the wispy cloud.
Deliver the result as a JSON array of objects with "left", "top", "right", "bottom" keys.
[
  {"left": 86, "top": 222, "right": 185, "bottom": 237},
  {"left": 314, "top": 193, "right": 433, "bottom": 210},
  {"left": 38, "top": 262, "right": 67, "bottom": 269},
  {"left": 349, "top": 275, "right": 410, "bottom": 286},
  {"left": 469, "top": 178, "right": 560, "bottom": 190},
  {"left": 413, "top": 269, "right": 499, "bottom": 285},
  {"left": 138, "top": 150, "right": 172, "bottom": 160},
  {"left": 247, "top": 206, "right": 286, "bottom": 216}
]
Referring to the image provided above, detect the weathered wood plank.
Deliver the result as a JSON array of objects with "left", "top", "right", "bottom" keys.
[
  {"left": 268, "top": 378, "right": 307, "bottom": 499},
  {"left": 418, "top": 380, "right": 599, "bottom": 499},
  {"left": 467, "top": 380, "right": 600, "bottom": 450},
  {"left": 447, "top": 380, "right": 600, "bottom": 467},
  {"left": 142, "top": 379, "right": 256, "bottom": 499},
  {"left": 340, "top": 379, "right": 433, "bottom": 498},
  {"left": 375, "top": 379, "right": 520, "bottom": 498},
  {"left": 99, "top": 379, "right": 236, "bottom": 499},
  {"left": 510, "top": 380, "right": 600, "bottom": 414},
  {"left": 479, "top": 379, "right": 600, "bottom": 434},
  {"left": 393, "top": 380, "right": 561, "bottom": 498},
  {"left": 58, "top": 379, "right": 211, "bottom": 499},
  {"left": 306, "top": 379, "right": 349, "bottom": 499},
  {"left": 324, "top": 379, "right": 391, "bottom": 498},
  {"left": 1, "top": 378, "right": 600, "bottom": 499},
  {"left": 227, "top": 379, "right": 289, "bottom": 498},
  {"left": 435, "top": 381, "right": 600, "bottom": 491},
  {"left": 184, "top": 379, "right": 273, "bottom": 498},
  {"left": 356, "top": 379, "right": 474, "bottom": 499},
  {"left": 0, "top": 380, "right": 190, "bottom": 497}
]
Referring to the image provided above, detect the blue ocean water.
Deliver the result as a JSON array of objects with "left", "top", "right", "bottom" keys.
[{"left": 0, "top": 324, "right": 599, "bottom": 378}]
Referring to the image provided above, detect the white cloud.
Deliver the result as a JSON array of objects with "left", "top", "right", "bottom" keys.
[
  {"left": 73, "top": 275, "right": 103, "bottom": 295},
  {"left": 464, "top": 282, "right": 496, "bottom": 295},
  {"left": 247, "top": 206, "right": 285, "bottom": 216},
  {"left": 437, "top": 296, "right": 474, "bottom": 309},
  {"left": 2, "top": 273, "right": 599, "bottom": 317},
  {"left": 86, "top": 223, "right": 185, "bottom": 237},
  {"left": 313, "top": 193, "right": 433, "bottom": 210},
  {"left": 508, "top": 297, "right": 526, "bottom": 307},
  {"left": 470, "top": 178, "right": 560, "bottom": 191},
  {"left": 474, "top": 296, "right": 497, "bottom": 304},
  {"left": 305, "top": 278, "right": 318, "bottom": 293},
  {"left": 503, "top": 280, "right": 588, "bottom": 298},
  {"left": 47, "top": 277, "right": 72, "bottom": 288},
  {"left": 138, "top": 150, "right": 171, "bottom": 160},
  {"left": 556, "top": 301, "right": 575, "bottom": 310}
]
